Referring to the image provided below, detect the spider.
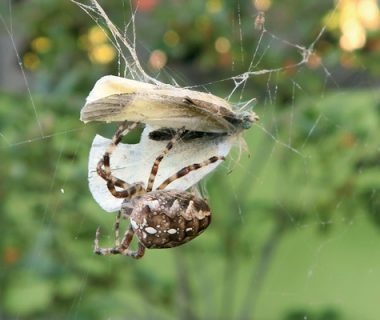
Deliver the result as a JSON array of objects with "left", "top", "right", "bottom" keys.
[{"left": 94, "top": 121, "right": 225, "bottom": 259}]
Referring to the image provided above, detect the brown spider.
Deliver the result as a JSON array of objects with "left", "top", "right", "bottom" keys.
[{"left": 94, "top": 121, "right": 225, "bottom": 259}]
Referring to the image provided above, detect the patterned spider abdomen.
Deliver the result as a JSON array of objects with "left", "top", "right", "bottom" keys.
[{"left": 123, "top": 190, "right": 211, "bottom": 249}]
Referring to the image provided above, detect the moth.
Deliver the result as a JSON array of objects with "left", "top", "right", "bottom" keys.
[{"left": 80, "top": 75, "right": 259, "bottom": 135}]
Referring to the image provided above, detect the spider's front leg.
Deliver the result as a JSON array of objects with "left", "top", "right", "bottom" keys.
[
  {"left": 146, "top": 126, "right": 186, "bottom": 192},
  {"left": 94, "top": 226, "right": 123, "bottom": 255},
  {"left": 93, "top": 121, "right": 148, "bottom": 259},
  {"left": 97, "top": 121, "right": 138, "bottom": 181},
  {"left": 94, "top": 223, "right": 146, "bottom": 259},
  {"left": 96, "top": 121, "right": 146, "bottom": 199}
]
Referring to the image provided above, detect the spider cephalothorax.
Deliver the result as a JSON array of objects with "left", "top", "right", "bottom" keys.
[{"left": 94, "top": 121, "right": 224, "bottom": 259}]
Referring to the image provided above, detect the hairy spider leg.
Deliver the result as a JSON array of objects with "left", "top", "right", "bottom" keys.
[
  {"left": 157, "top": 156, "right": 226, "bottom": 190},
  {"left": 114, "top": 210, "right": 121, "bottom": 246},
  {"left": 94, "top": 214, "right": 144, "bottom": 258},
  {"left": 96, "top": 121, "right": 146, "bottom": 199},
  {"left": 95, "top": 121, "right": 147, "bottom": 258},
  {"left": 146, "top": 127, "right": 186, "bottom": 192},
  {"left": 94, "top": 225, "right": 145, "bottom": 259},
  {"left": 97, "top": 121, "right": 137, "bottom": 181}
]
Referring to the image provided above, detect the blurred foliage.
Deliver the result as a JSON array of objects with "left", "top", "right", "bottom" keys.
[{"left": 1, "top": 0, "right": 380, "bottom": 319}]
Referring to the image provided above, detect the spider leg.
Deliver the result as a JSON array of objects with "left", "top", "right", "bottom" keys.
[
  {"left": 94, "top": 224, "right": 145, "bottom": 259},
  {"left": 106, "top": 181, "right": 146, "bottom": 199},
  {"left": 157, "top": 155, "right": 226, "bottom": 190},
  {"left": 146, "top": 127, "right": 186, "bottom": 192},
  {"left": 117, "top": 225, "right": 145, "bottom": 259},
  {"left": 114, "top": 210, "right": 121, "bottom": 246},
  {"left": 93, "top": 223, "right": 134, "bottom": 255},
  {"left": 96, "top": 121, "right": 146, "bottom": 199},
  {"left": 124, "top": 243, "right": 145, "bottom": 259},
  {"left": 94, "top": 122, "right": 147, "bottom": 258},
  {"left": 97, "top": 121, "right": 138, "bottom": 183},
  {"left": 97, "top": 161, "right": 131, "bottom": 189},
  {"left": 120, "top": 241, "right": 145, "bottom": 259},
  {"left": 94, "top": 226, "right": 122, "bottom": 255}
]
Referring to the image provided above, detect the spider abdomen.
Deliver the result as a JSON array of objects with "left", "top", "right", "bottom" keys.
[{"left": 126, "top": 190, "right": 211, "bottom": 249}]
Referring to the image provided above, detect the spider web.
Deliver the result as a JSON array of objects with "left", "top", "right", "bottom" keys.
[{"left": 1, "top": 1, "right": 380, "bottom": 319}]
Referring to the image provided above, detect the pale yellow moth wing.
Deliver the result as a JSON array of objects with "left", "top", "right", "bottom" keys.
[
  {"left": 82, "top": 93, "right": 232, "bottom": 132},
  {"left": 88, "top": 125, "right": 235, "bottom": 212},
  {"left": 81, "top": 75, "right": 246, "bottom": 133},
  {"left": 84, "top": 76, "right": 229, "bottom": 108}
]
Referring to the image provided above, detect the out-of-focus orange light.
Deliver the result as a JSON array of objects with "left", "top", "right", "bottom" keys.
[
  {"left": 340, "top": 19, "right": 366, "bottom": 51},
  {"left": 306, "top": 53, "right": 322, "bottom": 69},
  {"left": 253, "top": 0, "right": 271, "bottom": 11},
  {"left": 133, "top": 0, "right": 159, "bottom": 12},
  {"left": 214, "top": 37, "right": 231, "bottom": 54},
  {"left": 149, "top": 49, "right": 167, "bottom": 70},
  {"left": 337, "top": 0, "right": 380, "bottom": 51},
  {"left": 358, "top": 0, "right": 380, "bottom": 30}
]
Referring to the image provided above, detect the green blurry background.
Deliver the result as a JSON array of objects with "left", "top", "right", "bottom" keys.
[{"left": 1, "top": 1, "right": 380, "bottom": 319}]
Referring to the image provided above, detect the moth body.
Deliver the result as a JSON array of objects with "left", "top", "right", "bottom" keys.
[{"left": 81, "top": 76, "right": 259, "bottom": 134}]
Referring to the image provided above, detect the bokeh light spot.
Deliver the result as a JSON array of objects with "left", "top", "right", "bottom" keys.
[
  {"left": 337, "top": 0, "right": 380, "bottom": 51},
  {"left": 340, "top": 19, "right": 366, "bottom": 51},
  {"left": 253, "top": 0, "right": 272, "bottom": 11},
  {"left": 133, "top": 0, "right": 159, "bottom": 12},
  {"left": 31, "top": 37, "right": 52, "bottom": 53},
  {"left": 358, "top": 0, "right": 380, "bottom": 30},
  {"left": 206, "top": 0, "right": 222, "bottom": 14},
  {"left": 88, "top": 26, "right": 108, "bottom": 45},
  {"left": 306, "top": 53, "right": 322, "bottom": 69},
  {"left": 89, "top": 44, "right": 116, "bottom": 64},
  {"left": 149, "top": 49, "right": 167, "bottom": 70},
  {"left": 164, "top": 30, "right": 180, "bottom": 47},
  {"left": 23, "top": 52, "right": 40, "bottom": 70},
  {"left": 214, "top": 37, "right": 231, "bottom": 54}
]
